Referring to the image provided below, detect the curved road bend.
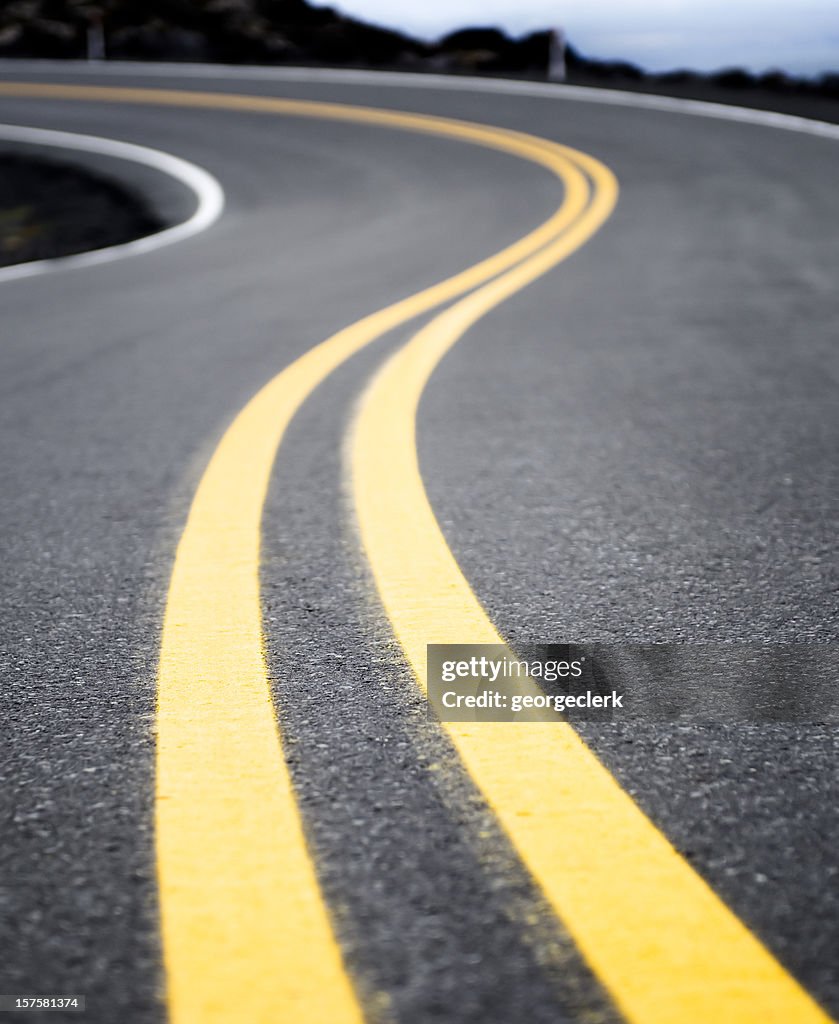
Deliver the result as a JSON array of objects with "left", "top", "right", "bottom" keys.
[{"left": 0, "top": 64, "right": 837, "bottom": 1024}]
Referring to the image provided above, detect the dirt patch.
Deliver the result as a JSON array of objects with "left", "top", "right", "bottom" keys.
[{"left": 0, "top": 153, "right": 165, "bottom": 267}]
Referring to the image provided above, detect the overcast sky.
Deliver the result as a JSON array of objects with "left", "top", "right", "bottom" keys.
[{"left": 314, "top": 0, "right": 839, "bottom": 76}]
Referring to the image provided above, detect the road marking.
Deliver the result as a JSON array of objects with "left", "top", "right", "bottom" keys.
[
  {"left": 349, "top": 154, "right": 835, "bottom": 1023},
  {"left": 0, "top": 122, "right": 223, "bottom": 283},
  {"left": 155, "top": 125, "right": 588, "bottom": 1024},
  {"left": 0, "top": 82, "right": 602, "bottom": 1021},
  {"left": 8, "top": 79, "right": 829, "bottom": 1023},
  {"left": 3, "top": 61, "right": 839, "bottom": 144}
]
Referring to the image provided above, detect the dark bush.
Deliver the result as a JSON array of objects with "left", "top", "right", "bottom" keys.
[
  {"left": 436, "top": 27, "right": 510, "bottom": 53},
  {"left": 711, "top": 67, "right": 757, "bottom": 89},
  {"left": 655, "top": 69, "right": 699, "bottom": 85}
]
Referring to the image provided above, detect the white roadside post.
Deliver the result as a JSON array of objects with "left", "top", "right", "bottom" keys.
[
  {"left": 86, "top": 11, "right": 106, "bottom": 62},
  {"left": 548, "top": 27, "right": 567, "bottom": 82}
]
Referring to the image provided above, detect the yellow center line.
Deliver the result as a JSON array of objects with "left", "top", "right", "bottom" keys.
[
  {"left": 349, "top": 152, "right": 834, "bottom": 1023},
  {"left": 0, "top": 83, "right": 608, "bottom": 1021}
]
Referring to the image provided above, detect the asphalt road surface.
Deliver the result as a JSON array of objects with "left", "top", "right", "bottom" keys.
[{"left": 0, "top": 63, "right": 837, "bottom": 1024}]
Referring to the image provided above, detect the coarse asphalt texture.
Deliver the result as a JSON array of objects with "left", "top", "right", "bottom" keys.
[{"left": 0, "top": 62, "right": 837, "bottom": 1024}]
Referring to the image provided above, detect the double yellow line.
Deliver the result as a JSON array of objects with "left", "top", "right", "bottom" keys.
[{"left": 1, "top": 82, "right": 830, "bottom": 1024}]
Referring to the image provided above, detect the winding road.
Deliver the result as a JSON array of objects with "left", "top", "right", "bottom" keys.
[{"left": 0, "top": 62, "right": 837, "bottom": 1024}]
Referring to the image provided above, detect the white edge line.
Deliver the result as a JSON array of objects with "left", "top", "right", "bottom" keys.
[
  {"left": 2, "top": 59, "right": 839, "bottom": 141},
  {"left": 0, "top": 121, "right": 224, "bottom": 284}
]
